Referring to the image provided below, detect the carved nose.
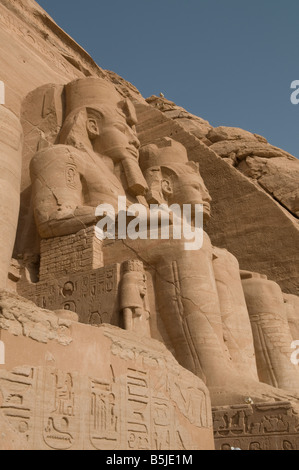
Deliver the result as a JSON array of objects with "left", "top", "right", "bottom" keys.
[
  {"left": 202, "top": 187, "right": 211, "bottom": 202},
  {"left": 204, "top": 192, "right": 212, "bottom": 203},
  {"left": 130, "top": 135, "right": 140, "bottom": 150}
]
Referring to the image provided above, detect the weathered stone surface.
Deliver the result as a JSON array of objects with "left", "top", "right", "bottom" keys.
[
  {"left": 0, "top": 290, "right": 214, "bottom": 450},
  {"left": 0, "top": 289, "right": 73, "bottom": 345},
  {"left": 0, "top": 408, "right": 29, "bottom": 450},
  {"left": 238, "top": 156, "right": 299, "bottom": 217},
  {"left": 0, "top": 0, "right": 145, "bottom": 118},
  {"left": 208, "top": 126, "right": 268, "bottom": 144},
  {"left": 0, "top": 104, "right": 23, "bottom": 288},
  {"left": 209, "top": 139, "right": 294, "bottom": 161},
  {"left": 146, "top": 95, "right": 213, "bottom": 141}
]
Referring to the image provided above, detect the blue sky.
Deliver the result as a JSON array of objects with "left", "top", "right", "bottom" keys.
[{"left": 37, "top": 0, "right": 299, "bottom": 157}]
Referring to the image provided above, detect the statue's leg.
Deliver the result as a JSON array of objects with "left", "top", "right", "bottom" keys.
[
  {"left": 242, "top": 272, "right": 299, "bottom": 392},
  {"left": 103, "top": 237, "right": 299, "bottom": 405},
  {"left": 212, "top": 247, "right": 259, "bottom": 381},
  {"left": 153, "top": 233, "right": 237, "bottom": 386}
]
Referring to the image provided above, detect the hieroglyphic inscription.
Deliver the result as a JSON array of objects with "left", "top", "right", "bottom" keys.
[
  {"left": 43, "top": 369, "right": 79, "bottom": 450},
  {"left": 0, "top": 366, "right": 36, "bottom": 445},
  {"left": 213, "top": 402, "right": 299, "bottom": 450},
  {"left": 65, "top": 156, "right": 79, "bottom": 189},
  {"left": 126, "top": 368, "right": 150, "bottom": 450},
  {"left": 152, "top": 369, "right": 211, "bottom": 429},
  {"left": 19, "top": 264, "right": 120, "bottom": 326},
  {"left": 90, "top": 376, "right": 120, "bottom": 450},
  {"left": 152, "top": 399, "right": 172, "bottom": 450},
  {"left": 0, "top": 360, "right": 211, "bottom": 450},
  {"left": 170, "top": 379, "right": 210, "bottom": 428}
]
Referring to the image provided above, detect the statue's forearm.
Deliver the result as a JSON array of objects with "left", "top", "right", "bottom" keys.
[{"left": 36, "top": 206, "right": 98, "bottom": 238}]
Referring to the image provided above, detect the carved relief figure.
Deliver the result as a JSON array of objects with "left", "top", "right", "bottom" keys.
[{"left": 120, "top": 260, "right": 150, "bottom": 337}]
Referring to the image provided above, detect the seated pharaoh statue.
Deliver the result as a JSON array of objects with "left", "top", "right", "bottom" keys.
[
  {"left": 135, "top": 139, "right": 299, "bottom": 404},
  {"left": 30, "top": 77, "right": 148, "bottom": 239},
  {"left": 22, "top": 77, "right": 299, "bottom": 407}
]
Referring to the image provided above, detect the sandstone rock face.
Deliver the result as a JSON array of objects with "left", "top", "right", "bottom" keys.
[
  {"left": 0, "top": 104, "right": 22, "bottom": 288},
  {"left": 0, "top": 0, "right": 144, "bottom": 119},
  {"left": 146, "top": 95, "right": 213, "bottom": 143},
  {"left": 0, "top": 0, "right": 299, "bottom": 451},
  {"left": 238, "top": 156, "right": 299, "bottom": 217},
  {"left": 0, "top": 290, "right": 73, "bottom": 345},
  {"left": 207, "top": 126, "right": 299, "bottom": 219}
]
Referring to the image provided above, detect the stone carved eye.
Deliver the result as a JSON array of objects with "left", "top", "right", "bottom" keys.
[{"left": 114, "top": 123, "right": 127, "bottom": 133}]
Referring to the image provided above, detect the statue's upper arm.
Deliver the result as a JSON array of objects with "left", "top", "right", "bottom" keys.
[{"left": 30, "top": 145, "right": 84, "bottom": 223}]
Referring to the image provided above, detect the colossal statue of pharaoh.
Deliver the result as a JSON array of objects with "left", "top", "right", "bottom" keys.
[
  {"left": 135, "top": 139, "right": 299, "bottom": 402},
  {"left": 23, "top": 77, "right": 299, "bottom": 406},
  {"left": 30, "top": 77, "right": 148, "bottom": 239}
]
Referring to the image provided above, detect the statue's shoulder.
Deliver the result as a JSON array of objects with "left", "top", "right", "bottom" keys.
[{"left": 30, "top": 144, "right": 85, "bottom": 175}]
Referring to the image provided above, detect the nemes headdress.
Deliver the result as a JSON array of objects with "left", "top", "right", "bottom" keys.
[
  {"left": 122, "top": 259, "right": 145, "bottom": 275},
  {"left": 139, "top": 137, "right": 189, "bottom": 173},
  {"left": 65, "top": 77, "right": 121, "bottom": 117}
]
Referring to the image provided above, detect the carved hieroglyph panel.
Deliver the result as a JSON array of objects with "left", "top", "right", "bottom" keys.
[
  {"left": 90, "top": 376, "right": 121, "bottom": 450},
  {"left": 42, "top": 369, "right": 80, "bottom": 450},
  {"left": 0, "top": 366, "right": 36, "bottom": 445},
  {"left": 0, "top": 363, "right": 210, "bottom": 450},
  {"left": 19, "top": 264, "right": 121, "bottom": 326},
  {"left": 213, "top": 402, "right": 299, "bottom": 450}
]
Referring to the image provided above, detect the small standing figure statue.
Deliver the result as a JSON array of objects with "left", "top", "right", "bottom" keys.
[{"left": 120, "top": 260, "right": 151, "bottom": 337}]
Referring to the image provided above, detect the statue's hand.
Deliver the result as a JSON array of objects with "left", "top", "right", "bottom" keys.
[
  {"left": 74, "top": 206, "right": 97, "bottom": 219},
  {"left": 53, "top": 205, "right": 74, "bottom": 220},
  {"left": 45, "top": 205, "right": 98, "bottom": 236},
  {"left": 50, "top": 205, "right": 97, "bottom": 222}
]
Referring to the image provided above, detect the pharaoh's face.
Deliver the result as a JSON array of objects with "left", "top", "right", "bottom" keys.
[
  {"left": 167, "top": 170, "right": 211, "bottom": 221},
  {"left": 89, "top": 107, "right": 140, "bottom": 163},
  {"left": 137, "top": 273, "right": 147, "bottom": 297}
]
